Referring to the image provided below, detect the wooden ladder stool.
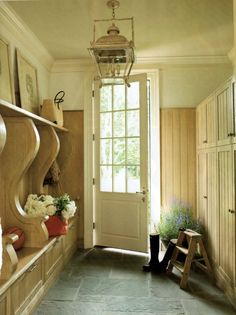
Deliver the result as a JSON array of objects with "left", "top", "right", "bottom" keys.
[{"left": 167, "top": 229, "right": 213, "bottom": 289}]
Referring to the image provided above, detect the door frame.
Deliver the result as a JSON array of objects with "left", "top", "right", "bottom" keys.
[{"left": 83, "top": 69, "right": 160, "bottom": 248}]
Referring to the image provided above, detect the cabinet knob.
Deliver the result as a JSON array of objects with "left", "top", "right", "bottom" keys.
[
  {"left": 228, "top": 133, "right": 235, "bottom": 137},
  {"left": 203, "top": 140, "right": 207, "bottom": 143},
  {"left": 228, "top": 209, "right": 235, "bottom": 214},
  {"left": 203, "top": 196, "right": 207, "bottom": 199}
]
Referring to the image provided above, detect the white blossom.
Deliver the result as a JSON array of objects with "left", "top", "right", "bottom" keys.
[
  {"left": 61, "top": 201, "right": 77, "bottom": 220},
  {"left": 24, "top": 194, "right": 77, "bottom": 220}
]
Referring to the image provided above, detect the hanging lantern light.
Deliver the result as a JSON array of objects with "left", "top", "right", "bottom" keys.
[{"left": 88, "top": 0, "right": 135, "bottom": 87}]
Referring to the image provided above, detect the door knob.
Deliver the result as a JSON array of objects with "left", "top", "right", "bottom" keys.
[{"left": 136, "top": 190, "right": 146, "bottom": 195}]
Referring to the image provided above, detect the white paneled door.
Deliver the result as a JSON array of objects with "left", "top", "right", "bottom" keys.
[{"left": 94, "top": 74, "right": 148, "bottom": 252}]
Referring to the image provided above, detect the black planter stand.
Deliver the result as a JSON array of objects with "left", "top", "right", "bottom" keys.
[{"left": 143, "top": 234, "right": 176, "bottom": 273}]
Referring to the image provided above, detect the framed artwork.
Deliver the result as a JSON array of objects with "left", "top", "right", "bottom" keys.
[
  {"left": 16, "top": 50, "right": 39, "bottom": 114},
  {"left": 0, "top": 38, "right": 13, "bottom": 103}
]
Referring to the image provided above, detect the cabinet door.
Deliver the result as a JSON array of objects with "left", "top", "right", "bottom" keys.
[
  {"left": 217, "top": 145, "right": 234, "bottom": 285},
  {"left": 196, "top": 96, "right": 216, "bottom": 149},
  {"left": 11, "top": 257, "right": 43, "bottom": 315},
  {"left": 196, "top": 103, "right": 207, "bottom": 149},
  {"left": 197, "top": 150, "right": 207, "bottom": 226},
  {"left": 216, "top": 80, "right": 234, "bottom": 146},
  {"left": 206, "top": 96, "right": 216, "bottom": 147},
  {"left": 206, "top": 148, "right": 217, "bottom": 264},
  {"left": 44, "top": 237, "right": 63, "bottom": 282},
  {"left": 0, "top": 290, "right": 10, "bottom": 315}
]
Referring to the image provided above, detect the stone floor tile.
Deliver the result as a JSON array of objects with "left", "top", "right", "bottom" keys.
[
  {"left": 78, "top": 277, "right": 149, "bottom": 297},
  {"left": 45, "top": 284, "right": 79, "bottom": 301},
  {"left": 33, "top": 247, "right": 236, "bottom": 315},
  {"left": 104, "top": 296, "right": 184, "bottom": 314},
  {"left": 181, "top": 297, "right": 236, "bottom": 315}
]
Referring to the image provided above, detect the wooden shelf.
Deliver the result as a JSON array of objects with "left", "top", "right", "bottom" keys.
[{"left": 0, "top": 99, "right": 68, "bottom": 132}]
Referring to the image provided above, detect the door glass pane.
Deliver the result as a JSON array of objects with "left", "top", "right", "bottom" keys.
[
  {"left": 113, "top": 138, "right": 125, "bottom": 165},
  {"left": 127, "top": 166, "right": 140, "bottom": 193},
  {"left": 100, "top": 113, "right": 112, "bottom": 138},
  {"left": 114, "top": 111, "right": 125, "bottom": 137},
  {"left": 114, "top": 85, "right": 125, "bottom": 110},
  {"left": 127, "top": 110, "right": 140, "bottom": 137},
  {"left": 100, "top": 86, "right": 112, "bottom": 112},
  {"left": 127, "top": 138, "right": 140, "bottom": 164},
  {"left": 127, "top": 82, "right": 139, "bottom": 109},
  {"left": 100, "top": 139, "right": 112, "bottom": 164},
  {"left": 100, "top": 166, "right": 112, "bottom": 192},
  {"left": 114, "top": 166, "right": 126, "bottom": 192}
]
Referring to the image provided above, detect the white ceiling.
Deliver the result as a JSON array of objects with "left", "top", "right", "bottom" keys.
[{"left": 6, "top": 0, "right": 234, "bottom": 61}]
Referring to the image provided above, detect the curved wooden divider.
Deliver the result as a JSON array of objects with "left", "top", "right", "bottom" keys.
[
  {"left": 0, "top": 114, "right": 6, "bottom": 154},
  {"left": 29, "top": 126, "right": 60, "bottom": 194},
  {"left": 0, "top": 117, "right": 48, "bottom": 248}
]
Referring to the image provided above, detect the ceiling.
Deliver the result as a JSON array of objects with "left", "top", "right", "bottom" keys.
[{"left": 6, "top": 0, "right": 234, "bottom": 61}]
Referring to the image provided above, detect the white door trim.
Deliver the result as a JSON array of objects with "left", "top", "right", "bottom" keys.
[{"left": 83, "top": 69, "right": 160, "bottom": 248}]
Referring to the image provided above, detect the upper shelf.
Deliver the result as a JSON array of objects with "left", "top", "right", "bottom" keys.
[{"left": 0, "top": 99, "right": 68, "bottom": 132}]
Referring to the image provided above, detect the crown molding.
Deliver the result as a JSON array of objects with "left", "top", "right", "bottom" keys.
[
  {"left": 52, "top": 54, "right": 231, "bottom": 73},
  {"left": 0, "top": 3, "right": 54, "bottom": 71},
  {"left": 136, "top": 55, "right": 230, "bottom": 66}
]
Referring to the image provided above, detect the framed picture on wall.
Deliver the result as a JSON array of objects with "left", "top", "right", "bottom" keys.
[
  {"left": 0, "top": 38, "right": 14, "bottom": 103},
  {"left": 16, "top": 49, "right": 39, "bottom": 114}
]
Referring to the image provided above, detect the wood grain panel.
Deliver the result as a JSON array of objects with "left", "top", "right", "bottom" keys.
[
  {"left": 160, "top": 108, "right": 196, "bottom": 212},
  {"left": 217, "top": 145, "right": 234, "bottom": 283},
  {"left": 216, "top": 80, "right": 233, "bottom": 146},
  {"left": 206, "top": 148, "right": 218, "bottom": 264},
  {"left": 0, "top": 117, "right": 48, "bottom": 247},
  {"left": 49, "top": 111, "right": 84, "bottom": 247}
]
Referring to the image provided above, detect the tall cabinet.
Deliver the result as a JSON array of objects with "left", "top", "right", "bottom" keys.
[{"left": 196, "top": 77, "right": 236, "bottom": 306}]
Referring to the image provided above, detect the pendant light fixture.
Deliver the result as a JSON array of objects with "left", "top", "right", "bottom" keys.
[{"left": 88, "top": 0, "right": 135, "bottom": 87}]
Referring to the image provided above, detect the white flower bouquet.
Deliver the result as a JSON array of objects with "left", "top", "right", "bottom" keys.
[{"left": 24, "top": 193, "right": 77, "bottom": 220}]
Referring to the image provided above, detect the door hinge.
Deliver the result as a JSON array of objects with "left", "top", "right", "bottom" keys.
[
  {"left": 93, "top": 222, "right": 95, "bottom": 229},
  {"left": 93, "top": 178, "right": 95, "bottom": 185},
  {"left": 93, "top": 134, "right": 95, "bottom": 141},
  {"left": 92, "top": 90, "right": 95, "bottom": 97}
]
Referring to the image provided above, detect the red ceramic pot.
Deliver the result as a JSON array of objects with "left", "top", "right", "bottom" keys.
[{"left": 45, "top": 216, "right": 68, "bottom": 237}]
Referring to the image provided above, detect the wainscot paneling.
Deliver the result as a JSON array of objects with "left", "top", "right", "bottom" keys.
[{"left": 160, "top": 108, "right": 196, "bottom": 213}]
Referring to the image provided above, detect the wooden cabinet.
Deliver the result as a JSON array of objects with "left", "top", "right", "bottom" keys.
[
  {"left": 0, "top": 289, "right": 10, "bottom": 315},
  {"left": 216, "top": 79, "right": 234, "bottom": 146},
  {"left": 217, "top": 145, "right": 235, "bottom": 288},
  {"left": 11, "top": 257, "right": 43, "bottom": 315},
  {"left": 196, "top": 77, "right": 236, "bottom": 307},
  {"left": 197, "top": 148, "right": 217, "bottom": 264},
  {"left": 44, "top": 237, "right": 63, "bottom": 282},
  {"left": 196, "top": 95, "right": 216, "bottom": 149}
]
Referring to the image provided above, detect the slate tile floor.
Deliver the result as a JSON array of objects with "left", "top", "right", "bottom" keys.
[{"left": 34, "top": 247, "right": 236, "bottom": 315}]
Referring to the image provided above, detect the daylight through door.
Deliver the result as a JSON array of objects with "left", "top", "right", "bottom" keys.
[{"left": 94, "top": 73, "right": 148, "bottom": 252}]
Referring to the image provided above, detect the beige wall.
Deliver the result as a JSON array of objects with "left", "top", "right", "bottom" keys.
[
  {"left": 0, "top": 8, "right": 52, "bottom": 107},
  {"left": 160, "top": 108, "right": 196, "bottom": 212},
  {"left": 49, "top": 70, "right": 94, "bottom": 110}
]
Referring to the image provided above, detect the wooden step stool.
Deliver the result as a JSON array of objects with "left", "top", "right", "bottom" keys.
[{"left": 167, "top": 229, "right": 213, "bottom": 289}]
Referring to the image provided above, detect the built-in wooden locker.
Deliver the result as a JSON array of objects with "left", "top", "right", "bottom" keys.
[
  {"left": 196, "top": 95, "right": 216, "bottom": 149},
  {"left": 197, "top": 148, "right": 217, "bottom": 264},
  {"left": 217, "top": 145, "right": 235, "bottom": 288},
  {"left": 196, "top": 77, "right": 236, "bottom": 307},
  {"left": 216, "top": 79, "right": 234, "bottom": 146}
]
